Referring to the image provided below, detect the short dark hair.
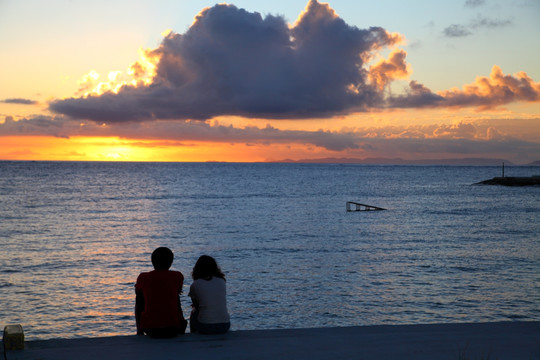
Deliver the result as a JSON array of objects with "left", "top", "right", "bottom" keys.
[
  {"left": 151, "top": 247, "right": 174, "bottom": 270},
  {"left": 192, "top": 255, "right": 225, "bottom": 281}
]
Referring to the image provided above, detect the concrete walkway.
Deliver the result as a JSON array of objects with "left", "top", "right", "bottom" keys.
[{"left": 4, "top": 322, "right": 540, "bottom": 360}]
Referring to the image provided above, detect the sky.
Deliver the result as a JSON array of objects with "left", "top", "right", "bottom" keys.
[{"left": 1, "top": 0, "right": 539, "bottom": 163}]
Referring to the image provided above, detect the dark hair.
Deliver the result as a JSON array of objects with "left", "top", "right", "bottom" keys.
[
  {"left": 192, "top": 255, "right": 225, "bottom": 281},
  {"left": 151, "top": 247, "right": 174, "bottom": 270}
]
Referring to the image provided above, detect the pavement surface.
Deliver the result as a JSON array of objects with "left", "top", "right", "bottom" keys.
[{"left": 4, "top": 321, "right": 540, "bottom": 360}]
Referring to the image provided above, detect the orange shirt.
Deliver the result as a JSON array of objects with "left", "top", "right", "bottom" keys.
[{"left": 135, "top": 270, "right": 185, "bottom": 329}]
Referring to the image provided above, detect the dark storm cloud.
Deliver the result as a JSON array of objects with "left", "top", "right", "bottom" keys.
[
  {"left": 49, "top": 0, "right": 401, "bottom": 123},
  {"left": 46, "top": 0, "right": 539, "bottom": 121},
  {"left": 1, "top": 98, "right": 38, "bottom": 105}
]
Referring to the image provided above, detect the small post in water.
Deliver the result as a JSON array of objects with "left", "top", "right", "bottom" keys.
[{"left": 502, "top": 162, "right": 505, "bottom": 178}]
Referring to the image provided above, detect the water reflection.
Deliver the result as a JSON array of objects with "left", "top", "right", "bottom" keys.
[{"left": 1, "top": 162, "right": 538, "bottom": 339}]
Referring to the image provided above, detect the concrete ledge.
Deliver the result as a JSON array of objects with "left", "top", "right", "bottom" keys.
[{"left": 5, "top": 322, "right": 540, "bottom": 360}]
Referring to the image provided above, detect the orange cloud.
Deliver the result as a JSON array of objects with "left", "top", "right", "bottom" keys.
[
  {"left": 369, "top": 49, "right": 411, "bottom": 90},
  {"left": 293, "top": 0, "right": 338, "bottom": 27},
  {"left": 75, "top": 47, "right": 160, "bottom": 97},
  {"left": 389, "top": 66, "right": 540, "bottom": 110},
  {"left": 439, "top": 65, "right": 540, "bottom": 109},
  {"left": 432, "top": 122, "right": 479, "bottom": 139},
  {"left": 127, "top": 47, "right": 160, "bottom": 85}
]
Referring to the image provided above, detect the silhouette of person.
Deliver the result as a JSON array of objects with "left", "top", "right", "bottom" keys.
[
  {"left": 189, "top": 255, "right": 230, "bottom": 334},
  {"left": 135, "top": 247, "right": 187, "bottom": 338}
]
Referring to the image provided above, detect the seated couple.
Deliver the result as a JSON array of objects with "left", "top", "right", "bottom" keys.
[{"left": 135, "top": 247, "right": 230, "bottom": 338}]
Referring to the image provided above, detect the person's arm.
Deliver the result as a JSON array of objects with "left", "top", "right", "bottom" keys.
[
  {"left": 135, "top": 289, "right": 145, "bottom": 335},
  {"left": 188, "top": 283, "right": 199, "bottom": 310}
]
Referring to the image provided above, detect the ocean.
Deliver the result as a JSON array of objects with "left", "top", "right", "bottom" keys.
[{"left": 1, "top": 161, "right": 539, "bottom": 340}]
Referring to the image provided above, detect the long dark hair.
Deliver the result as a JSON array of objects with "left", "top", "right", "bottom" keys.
[{"left": 192, "top": 255, "right": 225, "bottom": 281}]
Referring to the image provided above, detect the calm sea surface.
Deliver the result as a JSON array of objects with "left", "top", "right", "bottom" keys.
[{"left": 1, "top": 161, "right": 539, "bottom": 340}]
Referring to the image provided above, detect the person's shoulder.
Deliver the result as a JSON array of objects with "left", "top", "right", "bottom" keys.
[
  {"left": 140, "top": 270, "right": 183, "bottom": 281},
  {"left": 137, "top": 271, "right": 151, "bottom": 280},
  {"left": 195, "top": 276, "right": 226, "bottom": 285},
  {"left": 191, "top": 278, "right": 204, "bottom": 287},
  {"left": 167, "top": 270, "right": 184, "bottom": 280},
  {"left": 135, "top": 271, "right": 152, "bottom": 288}
]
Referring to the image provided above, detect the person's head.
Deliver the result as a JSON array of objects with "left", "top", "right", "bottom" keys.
[
  {"left": 192, "top": 255, "right": 225, "bottom": 281},
  {"left": 151, "top": 247, "right": 174, "bottom": 270}
]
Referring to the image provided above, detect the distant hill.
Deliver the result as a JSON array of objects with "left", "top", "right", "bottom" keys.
[
  {"left": 271, "top": 157, "right": 518, "bottom": 166},
  {"left": 527, "top": 160, "right": 540, "bottom": 166}
]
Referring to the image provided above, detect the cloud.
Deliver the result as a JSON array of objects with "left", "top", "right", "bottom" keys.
[
  {"left": 1, "top": 98, "right": 38, "bottom": 105},
  {"left": 2, "top": 114, "right": 539, "bottom": 162},
  {"left": 49, "top": 0, "right": 402, "bottom": 123},
  {"left": 348, "top": 121, "right": 510, "bottom": 142},
  {"left": 432, "top": 122, "right": 478, "bottom": 139},
  {"left": 470, "top": 15, "right": 512, "bottom": 29},
  {"left": 464, "top": 0, "right": 485, "bottom": 8},
  {"left": 368, "top": 49, "right": 411, "bottom": 90},
  {"left": 443, "top": 24, "right": 472, "bottom": 37},
  {"left": 443, "top": 15, "right": 512, "bottom": 38},
  {"left": 43, "top": 0, "right": 538, "bottom": 123},
  {"left": 438, "top": 66, "right": 540, "bottom": 109},
  {"left": 0, "top": 116, "right": 71, "bottom": 138},
  {"left": 389, "top": 66, "right": 540, "bottom": 110},
  {"left": 387, "top": 81, "right": 445, "bottom": 108},
  {"left": 336, "top": 121, "right": 540, "bottom": 161},
  {"left": 0, "top": 115, "right": 361, "bottom": 151}
]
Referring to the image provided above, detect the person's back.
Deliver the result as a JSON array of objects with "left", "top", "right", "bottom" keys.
[
  {"left": 135, "top": 247, "right": 187, "bottom": 338},
  {"left": 189, "top": 255, "right": 230, "bottom": 334},
  {"left": 190, "top": 276, "right": 229, "bottom": 324}
]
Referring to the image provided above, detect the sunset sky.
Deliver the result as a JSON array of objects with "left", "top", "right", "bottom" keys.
[{"left": 1, "top": 0, "right": 539, "bottom": 163}]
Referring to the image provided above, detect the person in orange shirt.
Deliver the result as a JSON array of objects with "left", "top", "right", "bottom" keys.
[{"left": 135, "top": 247, "right": 187, "bottom": 338}]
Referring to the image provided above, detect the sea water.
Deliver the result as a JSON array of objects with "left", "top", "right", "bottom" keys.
[{"left": 0, "top": 161, "right": 539, "bottom": 340}]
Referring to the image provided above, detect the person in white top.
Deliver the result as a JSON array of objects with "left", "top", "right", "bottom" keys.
[{"left": 188, "top": 255, "right": 230, "bottom": 334}]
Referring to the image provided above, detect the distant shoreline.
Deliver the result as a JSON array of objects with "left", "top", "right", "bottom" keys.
[
  {"left": 1, "top": 158, "right": 540, "bottom": 166},
  {"left": 271, "top": 157, "right": 540, "bottom": 166}
]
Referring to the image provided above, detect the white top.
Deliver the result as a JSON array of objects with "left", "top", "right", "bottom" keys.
[{"left": 189, "top": 277, "right": 230, "bottom": 324}]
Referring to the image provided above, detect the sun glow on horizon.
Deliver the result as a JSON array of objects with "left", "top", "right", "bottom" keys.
[
  {"left": 0, "top": 136, "right": 156, "bottom": 162},
  {"left": 0, "top": 136, "right": 325, "bottom": 162}
]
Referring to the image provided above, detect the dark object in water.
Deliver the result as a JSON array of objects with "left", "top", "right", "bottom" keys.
[
  {"left": 474, "top": 176, "right": 540, "bottom": 186},
  {"left": 346, "top": 201, "right": 386, "bottom": 211}
]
